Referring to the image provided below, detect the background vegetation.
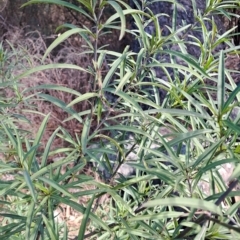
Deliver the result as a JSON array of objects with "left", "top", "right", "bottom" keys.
[{"left": 1, "top": 0, "right": 240, "bottom": 239}]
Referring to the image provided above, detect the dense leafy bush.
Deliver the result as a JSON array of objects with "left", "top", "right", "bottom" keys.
[{"left": 1, "top": 0, "right": 240, "bottom": 239}]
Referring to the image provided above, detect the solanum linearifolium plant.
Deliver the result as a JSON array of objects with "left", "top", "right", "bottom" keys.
[
  {"left": 1, "top": 1, "right": 146, "bottom": 240},
  {"left": 0, "top": 0, "right": 240, "bottom": 239}
]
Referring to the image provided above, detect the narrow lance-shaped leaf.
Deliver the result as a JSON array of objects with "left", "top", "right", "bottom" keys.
[
  {"left": 191, "top": 138, "right": 224, "bottom": 169},
  {"left": 23, "top": 171, "right": 38, "bottom": 203},
  {"left": 102, "top": 125, "right": 153, "bottom": 140},
  {"left": 25, "top": 200, "right": 35, "bottom": 239},
  {"left": 56, "top": 23, "right": 94, "bottom": 50},
  {"left": 222, "top": 84, "right": 240, "bottom": 114},
  {"left": 39, "top": 94, "right": 83, "bottom": 123},
  {"left": 107, "top": 1, "right": 126, "bottom": 40},
  {"left": 28, "top": 113, "right": 50, "bottom": 169},
  {"left": 31, "top": 150, "right": 78, "bottom": 181},
  {"left": 78, "top": 194, "right": 96, "bottom": 240},
  {"left": 217, "top": 50, "right": 225, "bottom": 114},
  {"left": 41, "top": 127, "right": 61, "bottom": 168},
  {"left": 42, "top": 28, "right": 89, "bottom": 61},
  {"left": 1, "top": 123, "right": 17, "bottom": 148},
  {"left": 67, "top": 93, "right": 99, "bottom": 107},
  {"left": 21, "top": 0, "right": 93, "bottom": 21},
  {"left": 15, "top": 64, "right": 90, "bottom": 81},
  {"left": 42, "top": 213, "right": 58, "bottom": 240},
  {"left": 115, "top": 70, "right": 133, "bottom": 93},
  {"left": 102, "top": 46, "right": 129, "bottom": 88},
  {"left": 94, "top": 134, "right": 126, "bottom": 162},
  {"left": 38, "top": 176, "right": 77, "bottom": 199},
  {"left": 162, "top": 49, "right": 209, "bottom": 77},
  {"left": 51, "top": 195, "right": 111, "bottom": 233},
  {"left": 104, "top": 88, "right": 142, "bottom": 112},
  {"left": 143, "top": 197, "right": 222, "bottom": 216},
  {"left": 129, "top": 211, "right": 184, "bottom": 221},
  {"left": 23, "top": 84, "right": 83, "bottom": 97},
  {"left": 81, "top": 116, "right": 91, "bottom": 154}
]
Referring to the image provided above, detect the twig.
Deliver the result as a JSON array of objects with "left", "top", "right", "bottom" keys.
[{"left": 177, "top": 178, "right": 239, "bottom": 238}]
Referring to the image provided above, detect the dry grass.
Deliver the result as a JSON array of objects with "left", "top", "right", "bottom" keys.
[{"left": 1, "top": 23, "right": 96, "bottom": 153}]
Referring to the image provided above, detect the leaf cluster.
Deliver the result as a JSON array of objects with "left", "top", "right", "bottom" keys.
[{"left": 1, "top": 0, "right": 240, "bottom": 239}]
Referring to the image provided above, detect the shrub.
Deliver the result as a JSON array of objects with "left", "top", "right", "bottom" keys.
[{"left": 1, "top": 0, "right": 240, "bottom": 239}]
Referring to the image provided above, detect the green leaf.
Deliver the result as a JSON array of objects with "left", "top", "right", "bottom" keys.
[
  {"left": 21, "top": 0, "right": 93, "bottom": 21},
  {"left": 145, "top": 108, "right": 211, "bottom": 119},
  {"left": 42, "top": 28, "right": 89, "bottom": 60},
  {"left": 104, "top": 88, "right": 142, "bottom": 112},
  {"left": 115, "top": 70, "right": 133, "bottom": 93},
  {"left": 196, "top": 158, "right": 238, "bottom": 178},
  {"left": 51, "top": 195, "right": 111, "bottom": 233},
  {"left": 1, "top": 123, "right": 17, "bottom": 148},
  {"left": 102, "top": 47, "right": 129, "bottom": 88},
  {"left": 15, "top": 64, "right": 90, "bottom": 81},
  {"left": 81, "top": 116, "right": 91, "bottom": 154},
  {"left": 107, "top": 1, "right": 126, "bottom": 40},
  {"left": 31, "top": 150, "right": 77, "bottom": 181},
  {"left": 42, "top": 213, "right": 58, "bottom": 240},
  {"left": 78, "top": 194, "right": 95, "bottom": 240},
  {"left": 41, "top": 127, "right": 60, "bottom": 168},
  {"left": 217, "top": 50, "right": 225, "bottom": 113},
  {"left": 167, "top": 129, "right": 214, "bottom": 148},
  {"left": 23, "top": 170, "right": 37, "bottom": 203},
  {"left": 62, "top": 223, "right": 68, "bottom": 240},
  {"left": 0, "top": 181, "right": 21, "bottom": 196},
  {"left": 25, "top": 200, "right": 35, "bottom": 239},
  {"left": 67, "top": 93, "right": 99, "bottom": 107},
  {"left": 157, "top": 50, "right": 209, "bottom": 77},
  {"left": 24, "top": 84, "right": 83, "bottom": 97},
  {"left": 129, "top": 211, "right": 184, "bottom": 221},
  {"left": 222, "top": 84, "right": 240, "bottom": 114},
  {"left": 28, "top": 113, "right": 50, "bottom": 169},
  {"left": 47, "top": 192, "right": 55, "bottom": 231},
  {"left": 101, "top": 125, "right": 152, "bottom": 140},
  {"left": 39, "top": 94, "right": 83, "bottom": 123},
  {"left": 93, "top": 134, "right": 125, "bottom": 161},
  {"left": 223, "top": 120, "right": 240, "bottom": 134},
  {"left": 56, "top": 23, "right": 94, "bottom": 50},
  {"left": 96, "top": 98, "right": 103, "bottom": 124},
  {"left": 191, "top": 138, "right": 224, "bottom": 169},
  {"left": 230, "top": 164, "right": 240, "bottom": 181},
  {"left": 38, "top": 176, "right": 77, "bottom": 199},
  {"left": 0, "top": 213, "right": 26, "bottom": 220},
  {"left": 127, "top": 163, "right": 175, "bottom": 184},
  {"left": 0, "top": 223, "right": 25, "bottom": 239},
  {"left": 143, "top": 198, "right": 222, "bottom": 216}
]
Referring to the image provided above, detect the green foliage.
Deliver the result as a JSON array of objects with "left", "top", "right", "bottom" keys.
[{"left": 1, "top": 0, "right": 240, "bottom": 239}]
